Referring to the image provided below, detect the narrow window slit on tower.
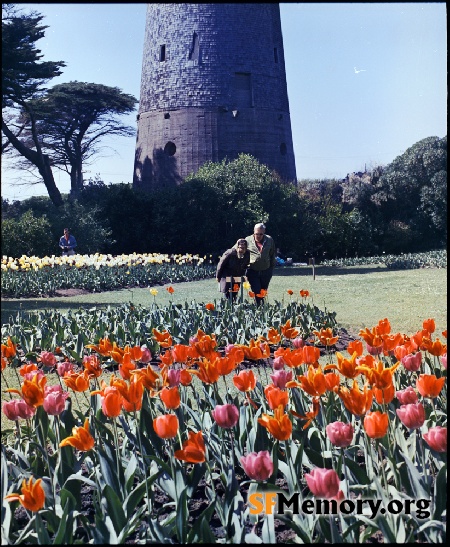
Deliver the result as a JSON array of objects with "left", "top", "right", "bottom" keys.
[
  {"left": 159, "top": 44, "right": 166, "bottom": 62},
  {"left": 189, "top": 32, "right": 199, "bottom": 61}
]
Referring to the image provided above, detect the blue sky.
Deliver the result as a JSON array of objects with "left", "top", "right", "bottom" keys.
[{"left": 2, "top": 2, "right": 447, "bottom": 201}]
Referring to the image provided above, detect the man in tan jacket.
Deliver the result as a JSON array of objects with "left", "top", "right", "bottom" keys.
[{"left": 245, "top": 223, "right": 276, "bottom": 306}]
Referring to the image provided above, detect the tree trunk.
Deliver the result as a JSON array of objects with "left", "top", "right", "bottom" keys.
[{"left": 2, "top": 119, "right": 64, "bottom": 206}]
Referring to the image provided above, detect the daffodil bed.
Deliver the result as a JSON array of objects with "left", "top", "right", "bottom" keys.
[{"left": 1, "top": 299, "right": 447, "bottom": 544}]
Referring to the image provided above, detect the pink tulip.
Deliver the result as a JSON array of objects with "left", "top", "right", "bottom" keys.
[
  {"left": 224, "top": 344, "right": 235, "bottom": 355},
  {"left": 272, "top": 356, "right": 286, "bottom": 370},
  {"left": 241, "top": 451, "right": 274, "bottom": 481},
  {"left": 167, "top": 369, "right": 181, "bottom": 387},
  {"left": 305, "top": 467, "right": 341, "bottom": 499},
  {"left": 292, "top": 337, "right": 305, "bottom": 349},
  {"left": 423, "top": 426, "right": 447, "bottom": 453},
  {"left": 2, "top": 399, "right": 36, "bottom": 421},
  {"left": 441, "top": 353, "right": 447, "bottom": 370},
  {"left": 395, "top": 386, "right": 418, "bottom": 405},
  {"left": 43, "top": 385, "right": 70, "bottom": 416},
  {"left": 40, "top": 351, "right": 57, "bottom": 367},
  {"left": 22, "top": 369, "right": 45, "bottom": 382},
  {"left": 401, "top": 352, "right": 422, "bottom": 372},
  {"left": 366, "top": 343, "right": 382, "bottom": 356},
  {"left": 269, "top": 370, "right": 293, "bottom": 389},
  {"left": 396, "top": 402, "right": 425, "bottom": 429},
  {"left": 57, "top": 360, "right": 74, "bottom": 377},
  {"left": 212, "top": 404, "right": 239, "bottom": 429},
  {"left": 326, "top": 421, "right": 354, "bottom": 447},
  {"left": 140, "top": 345, "right": 152, "bottom": 364}
]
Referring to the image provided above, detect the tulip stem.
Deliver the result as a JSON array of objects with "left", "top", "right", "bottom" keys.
[
  {"left": 112, "top": 417, "right": 121, "bottom": 481},
  {"left": 134, "top": 410, "right": 152, "bottom": 519},
  {"left": 377, "top": 441, "right": 389, "bottom": 494}
]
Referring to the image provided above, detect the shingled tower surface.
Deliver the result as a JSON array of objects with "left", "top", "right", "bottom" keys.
[{"left": 133, "top": 3, "right": 297, "bottom": 190}]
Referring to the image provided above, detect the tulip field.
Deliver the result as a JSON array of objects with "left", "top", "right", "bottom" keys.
[{"left": 1, "top": 253, "right": 447, "bottom": 544}]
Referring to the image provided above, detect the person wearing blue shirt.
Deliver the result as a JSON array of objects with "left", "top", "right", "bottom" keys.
[{"left": 59, "top": 228, "right": 77, "bottom": 256}]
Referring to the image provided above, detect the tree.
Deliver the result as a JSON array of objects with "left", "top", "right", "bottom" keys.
[
  {"left": 2, "top": 4, "right": 66, "bottom": 205},
  {"left": 27, "top": 82, "right": 137, "bottom": 194}
]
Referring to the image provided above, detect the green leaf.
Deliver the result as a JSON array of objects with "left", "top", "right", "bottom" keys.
[
  {"left": 175, "top": 487, "right": 188, "bottom": 543},
  {"left": 432, "top": 463, "right": 447, "bottom": 520},
  {"left": 102, "top": 484, "right": 127, "bottom": 536}
]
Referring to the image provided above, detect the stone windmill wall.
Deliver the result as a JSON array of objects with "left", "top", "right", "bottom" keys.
[{"left": 133, "top": 3, "right": 296, "bottom": 189}]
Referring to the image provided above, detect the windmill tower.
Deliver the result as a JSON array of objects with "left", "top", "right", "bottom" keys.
[{"left": 133, "top": 3, "right": 296, "bottom": 189}]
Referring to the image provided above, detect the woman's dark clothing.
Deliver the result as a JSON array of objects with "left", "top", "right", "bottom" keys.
[{"left": 216, "top": 248, "right": 250, "bottom": 298}]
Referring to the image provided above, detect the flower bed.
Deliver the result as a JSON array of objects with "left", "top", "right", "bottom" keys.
[{"left": 1, "top": 299, "right": 446, "bottom": 543}]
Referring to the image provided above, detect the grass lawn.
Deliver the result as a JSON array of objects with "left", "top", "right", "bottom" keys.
[{"left": 2, "top": 264, "right": 447, "bottom": 336}]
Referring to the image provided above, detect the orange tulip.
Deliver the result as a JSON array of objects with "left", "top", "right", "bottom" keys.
[
  {"left": 83, "top": 355, "right": 103, "bottom": 378},
  {"left": 274, "top": 347, "right": 304, "bottom": 368},
  {"left": 233, "top": 370, "right": 257, "bottom": 392},
  {"left": 153, "top": 414, "right": 179, "bottom": 439},
  {"left": 292, "top": 365, "right": 327, "bottom": 397},
  {"left": 63, "top": 370, "right": 91, "bottom": 392},
  {"left": 264, "top": 384, "right": 289, "bottom": 410},
  {"left": 1, "top": 356, "right": 7, "bottom": 372},
  {"left": 110, "top": 342, "right": 125, "bottom": 364},
  {"left": 249, "top": 291, "right": 256, "bottom": 298},
  {"left": 171, "top": 344, "right": 191, "bottom": 364},
  {"left": 416, "top": 374, "right": 446, "bottom": 398},
  {"left": 374, "top": 384, "right": 395, "bottom": 404},
  {"left": 175, "top": 431, "right": 206, "bottom": 463},
  {"left": 337, "top": 380, "right": 373, "bottom": 416},
  {"left": 192, "top": 334, "right": 218, "bottom": 360},
  {"left": 119, "top": 352, "right": 136, "bottom": 380},
  {"left": 302, "top": 345, "right": 321, "bottom": 367},
  {"left": 120, "top": 376, "right": 144, "bottom": 412},
  {"left": 258, "top": 405, "right": 293, "bottom": 440},
  {"left": 364, "top": 411, "right": 389, "bottom": 439},
  {"left": 256, "top": 289, "right": 268, "bottom": 298},
  {"left": 291, "top": 397, "right": 320, "bottom": 429},
  {"left": 205, "top": 303, "right": 215, "bottom": 311},
  {"left": 287, "top": 289, "right": 294, "bottom": 296},
  {"left": 324, "top": 372, "right": 341, "bottom": 392},
  {"left": 91, "top": 384, "right": 123, "bottom": 418},
  {"left": 347, "top": 340, "right": 363, "bottom": 357},
  {"left": 420, "top": 338, "right": 446, "bottom": 357},
  {"left": 19, "top": 363, "right": 39, "bottom": 377},
  {"left": 381, "top": 333, "right": 404, "bottom": 355},
  {"left": 1, "top": 337, "right": 17, "bottom": 359},
  {"left": 7, "top": 374, "right": 47, "bottom": 408},
  {"left": 299, "top": 290, "right": 310, "bottom": 298},
  {"left": 313, "top": 328, "right": 339, "bottom": 347},
  {"left": 159, "top": 350, "right": 174, "bottom": 367},
  {"left": 5, "top": 476, "right": 45, "bottom": 512},
  {"left": 180, "top": 369, "right": 193, "bottom": 386},
  {"left": 190, "top": 357, "right": 221, "bottom": 384},
  {"left": 375, "top": 318, "right": 391, "bottom": 335},
  {"left": 85, "top": 337, "right": 113, "bottom": 357},
  {"left": 166, "top": 286, "right": 175, "bottom": 294},
  {"left": 242, "top": 339, "right": 270, "bottom": 361},
  {"left": 160, "top": 386, "right": 181, "bottom": 409},
  {"left": 152, "top": 328, "right": 173, "bottom": 348},
  {"left": 215, "top": 355, "right": 238, "bottom": 376},
  {"left": 359, "top": 327, "right": 383, "bottom": 350},
  {"left": 266, "top": 327, "right": 281, "bottom": 345},
  {"left": 423, "top": 318, "right": 436, "bottom": 334},
  {"left": 131, "top": 365, "right": 161, "bottom": 392},
  {"left": 60, "top": 418, "right": 95, "bottom": 451},
  {"left": 281, "top": 320, "right": 300, "bottom": 340},
  {"left": 226, "top": 345, "right": 245, "bottom": 365},
  {"left": 356, "top": 360, "right": 400, "bottom": 390},
  {"left": 325, "top": 351, "right": 360, "bottom": 379}
]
